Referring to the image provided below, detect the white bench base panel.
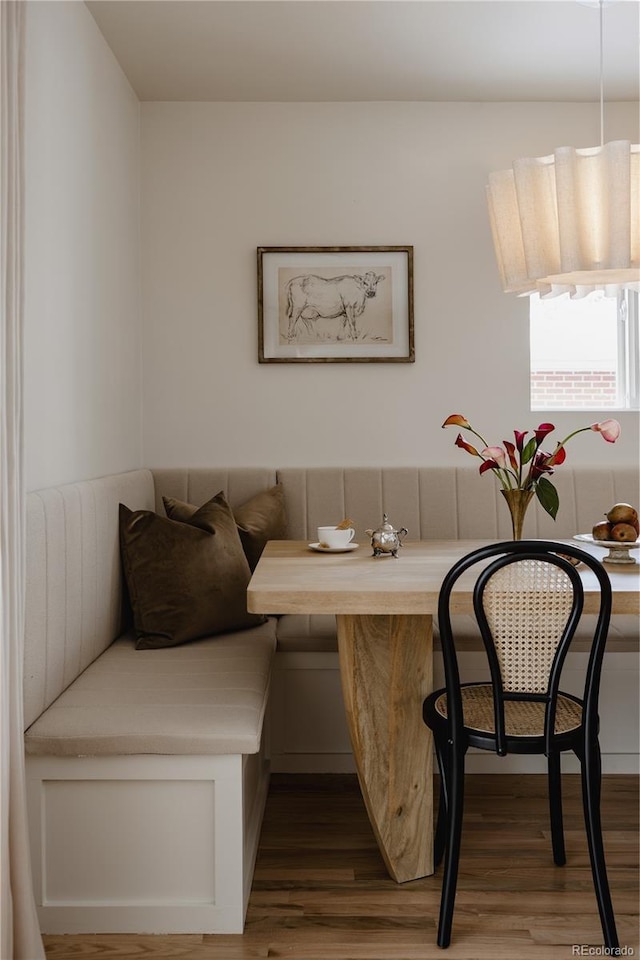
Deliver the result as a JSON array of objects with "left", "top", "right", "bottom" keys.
[
  {"left": 26, "top": 750, "right": 269, "bottom": 934},
  {"left": 268, "top": 650, "right": 639, "bottom": 775}
]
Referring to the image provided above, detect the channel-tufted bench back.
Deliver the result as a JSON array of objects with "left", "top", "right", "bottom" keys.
[
  {"left": 276, "top": 466, "right": 639, "bottom": 543},
  {"left": 24, "top": 470, "right": 155, "bottom": 728}
]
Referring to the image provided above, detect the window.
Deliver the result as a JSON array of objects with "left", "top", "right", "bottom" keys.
[{"left": 530, "top": 290, "right": 639, "bottom": 411}]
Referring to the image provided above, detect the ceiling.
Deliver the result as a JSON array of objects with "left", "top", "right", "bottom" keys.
[{"left": 86, "top": 0, "right": 640, "bottom": 103}]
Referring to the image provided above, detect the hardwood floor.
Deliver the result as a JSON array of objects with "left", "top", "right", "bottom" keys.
[{"left": 43, "top": 773, "right": 639, "bottom": 960}]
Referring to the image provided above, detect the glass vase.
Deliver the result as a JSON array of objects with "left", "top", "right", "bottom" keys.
[{"left": 501, "top": 488, "right": 534, "bottom": 540}]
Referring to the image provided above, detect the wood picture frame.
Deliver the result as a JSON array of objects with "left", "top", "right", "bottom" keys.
[{"left": 257, "top": 246, "right": 414, "bottom": 363}]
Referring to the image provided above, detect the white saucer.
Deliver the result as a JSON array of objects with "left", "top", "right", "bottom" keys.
[{"left": 308, "top": 542, "right": 359, "bottom": 554}]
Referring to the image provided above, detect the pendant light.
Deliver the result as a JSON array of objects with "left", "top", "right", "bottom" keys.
[{"left": 486, "top": 2, "right": 639, "bottom": 299}]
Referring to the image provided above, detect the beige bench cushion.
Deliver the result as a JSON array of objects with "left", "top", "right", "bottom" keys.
[
  {"left": 434, "top": 614, "right": 639, "bottom": 653},
  {"left": 25, "top": 619, "right": 277, "bottom": 757},
  {"left": 274, "top": 613, "right": 637, "bottom": 654},
  {"left": 276, "top": 614, "right": 338, "bottom": 652}
]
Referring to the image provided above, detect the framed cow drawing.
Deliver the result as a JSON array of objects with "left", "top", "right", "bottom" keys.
[{"left": 257, "top": 246, "right": 414, "bottom": 363}]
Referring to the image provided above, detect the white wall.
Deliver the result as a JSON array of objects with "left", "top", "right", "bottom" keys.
[
  {"left": 22, "top": 7, "right": 639, "bottom": 486},
  {"left": 141, "top": 101, "right": 639, "bottom": 473},
  {"left": 24, "top": 1, "right": 142, "bottom": 492}
]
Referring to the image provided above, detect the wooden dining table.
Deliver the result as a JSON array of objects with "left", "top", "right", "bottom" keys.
[{"left": 246, "top": 538, "right": 640, "bottom": 885}]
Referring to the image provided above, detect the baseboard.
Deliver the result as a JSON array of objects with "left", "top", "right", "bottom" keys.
[
  {"left": 271, "top": 753, "right": 356, "bottom": 774},
  {"left": 272, "top": 751, "right": 639, "bottom": 775},
  {"left": 463, "top": 751, "right": 640, "bottom": 775}
]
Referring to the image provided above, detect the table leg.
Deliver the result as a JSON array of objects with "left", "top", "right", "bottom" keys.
[{"left": 336, "top": 613, "right": 434, "bottom": 883}]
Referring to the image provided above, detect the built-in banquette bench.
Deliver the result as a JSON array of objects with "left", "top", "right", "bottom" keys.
[{"left": 24, "top": 466, "right": 639, "bottom": 936}]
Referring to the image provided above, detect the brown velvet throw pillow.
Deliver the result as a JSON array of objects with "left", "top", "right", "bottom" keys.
[
  {"left": 163, "top": 483, "right": 287, "bottom": 572},
  {"left": 119, "top": 493, "right": 266, "bottom": 650}
]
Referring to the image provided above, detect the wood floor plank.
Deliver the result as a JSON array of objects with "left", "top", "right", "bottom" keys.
[{"left": 43, "top": 773, "right": 639, "bottom": 960}]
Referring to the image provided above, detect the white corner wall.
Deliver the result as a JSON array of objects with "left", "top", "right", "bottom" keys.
[
  {"left": 141, "top": 101, "right": 639, "bottom": 472},
  {"left": 24, "top": 1, "right": 142, "bottom": 492}
]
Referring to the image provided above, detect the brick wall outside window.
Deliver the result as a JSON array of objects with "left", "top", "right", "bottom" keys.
[{"left": 531, "top": 369, "right": 617, "bottom": 409}]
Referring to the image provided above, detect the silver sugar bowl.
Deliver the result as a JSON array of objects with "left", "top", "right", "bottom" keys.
[{"left": 365, "top": 514, "right": 408, "bottom": 558}]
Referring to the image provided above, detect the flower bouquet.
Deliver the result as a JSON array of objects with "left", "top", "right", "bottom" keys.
[{"left": 442, "top": 415, "right": 621, "bottom": 538}]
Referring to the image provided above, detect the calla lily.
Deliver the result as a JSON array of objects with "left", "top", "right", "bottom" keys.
[
  {"left": 481, "top": 446, "right": 506, "bottom": 468},
  {"left": 479, "top": 459, "right": 499, "bottom": 475},
  {"left": 530, "top": 452, "right": 555, "bottom": 481},
  {"left": 591, "top": 419, "right": 621, "bottom": 443},
  {"left": 503, "top": 440, "right": 519, "bottom": 471},
  {"left": 455, "top": 433, "right": 480, "bottom": 456},
  {"left": 514, "top": 430, "right": 528, "bottom": 452},
  {"left": 534, "top": 423, "right": 555, "bottom": 444},
  {"left": 442, "top": 414, "right": 470, "bottom": 429},
  {"left": 547, "top": 445, "right": 567, "bottom": 467}
]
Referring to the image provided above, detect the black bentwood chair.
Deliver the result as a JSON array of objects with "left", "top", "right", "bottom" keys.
[{"left": 423, "top": 540, "right": 618, "bottom": 950}]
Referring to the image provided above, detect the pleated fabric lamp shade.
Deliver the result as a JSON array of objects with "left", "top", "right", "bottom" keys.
[{"left": 486, "top": 140, "right": 640, "bottom": 298}]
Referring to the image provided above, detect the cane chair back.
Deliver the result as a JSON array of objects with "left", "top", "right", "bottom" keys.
[{"left": 480, "top": 557, "right": 576, "bottom": 694}]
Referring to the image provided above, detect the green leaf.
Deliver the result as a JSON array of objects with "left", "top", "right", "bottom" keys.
[
  {"left": 521, "top": 437, "right": 537, "bottom": 464},
  {"left": 536, "top": 477, "right": 559, "bottom": 520}
]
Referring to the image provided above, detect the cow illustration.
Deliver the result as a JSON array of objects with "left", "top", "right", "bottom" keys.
[{"left": 285, "top": 272, "right": 385, "bottom": 341}]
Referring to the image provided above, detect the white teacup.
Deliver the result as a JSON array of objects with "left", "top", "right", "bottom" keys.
[{"left": 317, "top": 525, "right": 356, "bottom": 549}]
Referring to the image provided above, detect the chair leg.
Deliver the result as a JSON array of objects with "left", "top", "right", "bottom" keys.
[
  {"left": 437, "top": 742, "right": 465, "bottom": 949},
  {"left": 581, "top": 739, "right": 619, "bottom": 950},
  {"left": 547, "top": 751, "right": 566, "bottom": 866},
  {"left": 433, "top": 735, "right": 448, "bottom": 868}
]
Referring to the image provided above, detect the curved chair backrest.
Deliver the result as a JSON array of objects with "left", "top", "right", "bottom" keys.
[{"left": 437, "top": 540, "right": 612, "bottom": 756}]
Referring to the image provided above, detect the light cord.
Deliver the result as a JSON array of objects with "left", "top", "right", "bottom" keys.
[{"left": 599, "top": 0, "right": 604, "bottom": 147}]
